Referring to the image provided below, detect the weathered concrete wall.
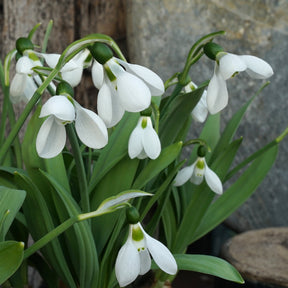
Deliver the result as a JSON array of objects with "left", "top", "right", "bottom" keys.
[{"left": 126, "top": 0, "right": 288, "bottom": 231}]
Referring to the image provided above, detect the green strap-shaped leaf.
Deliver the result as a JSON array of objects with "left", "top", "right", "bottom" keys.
[
  {"left": 0, "top": 241, "right": 24, "bottom": 285},
  {"left": 0, "top": 187, "right": 26, "bottom": 240},
  {"left": 191, "top": 144, "right": 278, "bottom": 243},
  {"left": 174, "top": 254, "right": 244, "bottom": 283},
  {"left": 132, "top": 142, "right": 183, "bottom": 189}
]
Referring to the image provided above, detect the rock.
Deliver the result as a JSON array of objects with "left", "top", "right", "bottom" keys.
[{"left": 126, "top": 0, "right": 288, "bottom": 231}]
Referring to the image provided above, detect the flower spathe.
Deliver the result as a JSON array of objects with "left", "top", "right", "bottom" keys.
[
  {"left": 115, "top": 222, "right": 177, "bottom": 287},
  {"left": 36, "top": 95, "right": 108, "bottom": 158},
  {"left": 128, "top": 116, "right": 161, "bottom": 160},
  {"left": 206, "top": 52, "right": 274, "bottom": 114},
  {"left": 91, "top": 57, "right": 164, "bottom": 127},
  {"left": 174, "top": 157, "right": 223, "bottom": 195}
]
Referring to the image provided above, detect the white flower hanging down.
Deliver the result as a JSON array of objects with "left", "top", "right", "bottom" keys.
[
  {"left": 204, "top": 43, "right": 274, "bottom": 114},
  {"left": 10, "top": 55, "right": 42, "bottom": 103},
  {"left": 36, "top": 95, "right": 108, "bottom": 158},
  {"left": 115, "top": 222, "right": 177, "bottom": 287},
  {"left": 128, "top": 116, "right": 161, "bottom": 160},
  {"left": 89, "top": 42, "right": 165, "bottom": 127},
  {"left": 184, "top": 81, "right": 208, "bottom": 123},
  {"left": 40, "top": 49, "right": 90, "bottom": 87}
]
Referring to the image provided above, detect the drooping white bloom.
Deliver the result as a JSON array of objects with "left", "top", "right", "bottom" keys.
[
  {"left": 40, "top": 49, "right": 90, "bottom": 87},
  {"left": 91, "top": 58, "right": 164, "bottom": 127},
  {"left": 10, "top": 55, "right": 42, "bottom": 103},
  {"left": 206, "top": 52, "right": 274, "bottom": 114},
  {"left": 184, "top": 82, "right": 208, "bottom": 123},
  {"left": 115, "top": 222, "right": 177, "bottom": 287},
  {"left": 174, "top": 157, "right": 223, "bottom": 195},
  {"left": 36, "top": 95, "right": 108, "bottom": 158},
  {"left": 128, "top": 116, "right": 161, "bottom": 160}
]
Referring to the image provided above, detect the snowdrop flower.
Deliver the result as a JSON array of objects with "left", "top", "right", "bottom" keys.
[
  {"left": 184, "top": 81, "right": 208, "bottom": 123},
  {"left": 36, "top": 93, "right": 108, "bottom": 158},
  {"left": 40, "top": 49, "right": 90, "bottom": 87},
  {"left": 204, "top": 43, "right": 274, "bottom": 114},
  {"left": 89, "top": 42, "right": 164, "bottom": 127},
  {"left": 10, "top": 55, "right": 42, "bottom": 103},
  {"left": 174, "top": 145, "right": 222, "bottom": 195},
  {"left": 128, "top": 116, "right": 161, "bottom": 160},
  {"left": 115, "top": 222, "right": 177, "bottom": 287}
]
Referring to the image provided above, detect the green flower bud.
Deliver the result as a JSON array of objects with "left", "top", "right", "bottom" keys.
[
  {"left": 16, "top": 37, "right": 34, "bottom": 55},
  {"left": 56, "top": 81, "right": 74, "bottom": 98},
  {"left": 203, "top": 42, "right": 224, "bottom": 61},
  {"left": 89, "top": 42, "right": 113, "bottom": 65},
  {"left": 126, "top": 206, "right": 140, "bottom": 224},
  {"left": 197, "top": 145, "right": 207, "bottom": 157}
]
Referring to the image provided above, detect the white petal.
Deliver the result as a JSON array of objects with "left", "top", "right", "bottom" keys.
[
  {"left": 117, "top": 59, "right": 164, "bottom": 96},
  {"left": 115, "top": 238, "right": 140, "bottom": 287},
  {"left": 143, "top": 231, "right": 177, "bottom": 275},
  {"left": 128, "top": 124, "right": 144, "bottom": 159},
  {"left": 142, "top": 119, "right": 161, "bottom": 160},
  {"left": 219, "top": 53, "right": 247, "bottom": 80},
  {"left": 62, "top": 67, "right": 83, "bottom": 87},
  {"left": 40, "top": 96, "right": 75, "bottom": 122},
  {"left": 41, "top": 53, "right": 61, "bottom": 68},
  {"left": 139, "top": 249, "right": 151, "bottom": 275},
  {"left": 15, "top": 56, "right": 35, "bottom": 74},
  {"left": 191, "top": 90, "right": 208, "bottom": 123},
  {"left": 173, "top": 163, "right": 195, "bottom": 186},
  {"left": 204, "top": 161, "right": 223, "bottom": 195},
  {"left": 75, "top": 105, "right": 108, "bottom": 149},
  {"left": 23, "top": 76, "right": 38, "bottom": 102},
  {"left": 91, "top": 60, "right": 104, "bottom": 89},
  {"left": 117, "top": 72, "right": 151, "bottom": 112},
  {"left": 239, "top": 55, "right": 274, "bottom": 79},
  {"left": 36, "top": 116, "right": 66, "bottom": 158},
  {"left": 206, "top": 66, "right": 229, "bottom": 114},
  {"left": 10, "top": 73, "right": 27, "bottom": 103},
  {"left": 97, "top": 81, "right": 125, "bottom": 128}
]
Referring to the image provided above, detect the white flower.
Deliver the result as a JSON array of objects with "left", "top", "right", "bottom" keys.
[
  {"left": 184, "top": 82, "right": 208, "bottom": 123},
  {"left": 206, "top": 52, "right": 274, "bottom": 114},
  {"left": 128, "top": 116, "right": 161, "bottom": 160},
  {"left": 115, "top": 222, "right": 177, "bottom": 287},
  {"left": 40, "top": 49, "right": 90, "bottom": 87},
  {"left": 36, "top": 95, "right": 108, "bottom": 158},
  {"left": 10, "top": 55, "right": 41, "bottom": 103},
  {"left": 91, "top": 58, "right": 164, "bottom": 127},
  {"left": 174, "top": 157, "right": 223, "bottom": 195}
]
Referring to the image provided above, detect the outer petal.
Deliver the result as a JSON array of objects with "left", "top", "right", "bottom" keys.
[
  {"left": 173, "top": 163, "right": 195, "bottom": 186},
  {"left": 15, "top": 56, "right": 35, "bottom": 74},
  {"left": 23, "top": 76, "right": 38, "bottom": 102},
  {"left": 139, "top": 249, "right": 151, "bottom": 275},
  {"left": 75, "top": 105, "right": 108, "bottom": 149},
  {"left": 191, "top": 90, "right": 208, "bottom": 123},
  {"left": 41, "top": 53, "right": 61, "bottom": 68},
  {"left": 117, "top": 59, "right": 164, "bottom": 96},
  {"left": 117, "top": 72, "right": 151, "bottom": 112},
  {"left": 206, "top": 65, "right": 229, "bottom": 114},
  {"left": 143, "top": 230, "right": 177, "bottom": 275},
  {"left": 39, "top": 96, "right": 75, "bottom": 122},
  {"left": 219, "top": 53, "right": 247, "bottom": 80},
  {"left": 97, "top": 80, "right": 125, "bottom": 128},
  {"left": 10, "top": 73, "right": 27, "bottom": 103},
  {"left": 115, "top": 238, "right": 140, "bottom": 287},
  {"left": 142, "top": 118, "right": 161, "bottom": 160},
  {"left": 239, "top": 55, "right": 274, "bottom": 79},
  {"left": 62, "top": 67, "right": 83, "bottom": 87},
  {"left": 36, "top": 116, "right": 66, "bottom": 158},
  {"left": 91, "top": 60, "right": 104, "bottom": 89},
  {"left": 191, "top": 165, "right": 205, "bottom": 185},
  {"left": 204, "top": 161, "right": 223, "bottom": 195},
  {"left": 128, "top": 124, "right": 144, "bottom": 159}
]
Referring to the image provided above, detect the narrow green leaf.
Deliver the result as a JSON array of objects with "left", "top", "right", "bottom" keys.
[
  {"left": 0, "top": 241, "right": 24, "bottom": 284},
  {"left": 0, "top": 187, "right": 26, "bottom": 240},
  {"left": 174, "top": 254, "right": 244, "bottom": 283},
  {"left": 132, "top": 142, "right": 183, "bottom": 189}
]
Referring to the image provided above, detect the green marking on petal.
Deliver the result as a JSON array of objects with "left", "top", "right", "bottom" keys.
[
  {"left": 141, "top": 117, "right": 147, "bottom": 129},
  {"left": 132, "top": 225, "right": 144, "bottom": 242},
  {"left": 196, "top": 159, "right": 205, "bottom": 170}
]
